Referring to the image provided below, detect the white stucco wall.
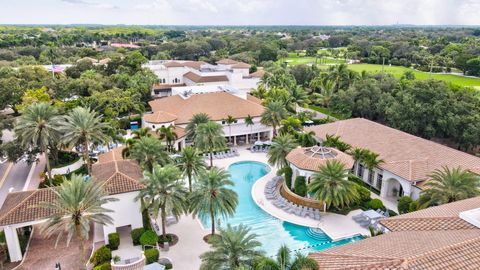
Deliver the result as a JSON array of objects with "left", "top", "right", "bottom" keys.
[
  {"left": 102, "top": 191, "right": 143, "bottom": 244},
  {"left": 142, "top": 119, "right": 175, "bottom": 131},
  {"left": 219, "top": 117, "right": 272, "bottom": 137}
]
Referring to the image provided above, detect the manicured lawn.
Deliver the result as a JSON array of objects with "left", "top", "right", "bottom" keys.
[
  {"left": 305, "top": 104, "right": 347, "bottom": 120},
  {"left": 347, "top": 64, "right": 480, "bottom": 87},
  {"left": 280, "top": 54, "right": 346, "bottom": 65}
]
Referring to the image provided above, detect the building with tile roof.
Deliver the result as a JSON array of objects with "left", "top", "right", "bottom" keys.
[
  {"left": 0, "top": 148, "right": 144, "bottom": 262},
  {"left": 144, "top": 91, "right": 273, "bottom": 145},
  {"left": 309, "top": 196, "right": 480, "bottom": 269},
  {"left": 143, "top": 59, "right": 260, "bottom": 99},
  {"left": 306, "top": 118, "right": 480, "bottom": 201}
]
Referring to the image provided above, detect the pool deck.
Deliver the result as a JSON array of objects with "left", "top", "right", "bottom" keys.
[{"left": 213, "top": 147, "right": 370, "bottom": 241}]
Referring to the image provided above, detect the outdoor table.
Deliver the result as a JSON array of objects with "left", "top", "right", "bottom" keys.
[{"left": 363, "top": 209, "right": 384, "bottom": 220}]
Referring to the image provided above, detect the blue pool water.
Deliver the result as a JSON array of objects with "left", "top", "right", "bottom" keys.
[{"left": 201, "top": 161, "right": 363, "bottom": 256}]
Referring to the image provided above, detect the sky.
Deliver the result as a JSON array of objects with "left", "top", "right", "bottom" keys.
[{"left": 0, "top": 0, "right": 479, "bottom": 25}]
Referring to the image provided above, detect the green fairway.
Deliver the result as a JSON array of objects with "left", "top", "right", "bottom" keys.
[
  {"left": 347, "top": 64, "right": 480, "bottom": 87},
  {"left": 279, "top": 54, "right": 480, "bottom": 87}
]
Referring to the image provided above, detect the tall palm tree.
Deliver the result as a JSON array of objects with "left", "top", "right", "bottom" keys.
[
  {"left": 157, "top": 125, "right": 178, "bottom": 152},
  {"left": 185, "top": 113, "right": 211, "bottom": 141},
  {"left": 255, "top": 245, "right": 319, "bottom": 270},
  {"left": 310, "top": 78, "right": 336, "bottom": 108},
  {"left": 288, "top": 85, "right": 309, "bottom": 112},
  {"left": 261, "top": 101, "right": 288, "bottom": 137},
  {"left": 244, "top": 115, "right": 254, "bottom": 144},
  {"left": 349, "top": 148, "right": 367, "bottom": 175},
  {"left": 200, "top": 224, "right": 264, "bottom": 270},
  {"left": 176, "top": 146, "right": 206, "bottom": 193},
  {"left": 39, "top": 174, "right": 117, "bottom": 269},
  {"left": 129, "top": 136, "right": 171, "bottom": 172},
  {"left": 267, "top": 133, "right": 298, "bottom": 168},
  {"left": 189, "top": 167, "right": 238, "bottom": 235},
  {"left": 58, "top": 107, "right": 109, "bottom": 175},
  {"left": 422, "top": 166, "right": 480, "bottom": 204},
  {"left": 308, "top": 160, "right": 359, "bottom": 210},
  {"left": 295, "top": 131, "right": 317, "bottom": 147},
  {"left": 195, "top": 121, "right": 226, "bottom": 168},
  {"left": 225, "top": 115, "right": 236, "bottom": 144},
  {"left": 136, "top": 164, "right": 188, "bottom": 238},
  {"left": 323, "top": 134, "right": 352, "bottom": 152},
  {"left": 14, "top": 103, "right": 60, "bottom": 183}
]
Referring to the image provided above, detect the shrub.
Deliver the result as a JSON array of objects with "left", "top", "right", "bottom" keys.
[
  {"left": 93, "top": 262, "right": 111, "bottom": 270},
  {"left": 293, "top": 176, "right": 307, "bottom": 197},
  {"left": 145, "top": 248, "right": 159, "bottom": 264},
  {"left": 108, "top": 232, "right": 120, "bottom": 250},
  {"left": 131, "top": 228, "right": 145, "bottom": 246},
  {"left": 368, "top": 198, "right": 384, "bottom": 210},
  {"left": 284, "top": 167, "right": 293, "bottom": 189},
  {"left": 164, "top": 263, "right": 173, "bottom": 269},
  {"left": 140, "top": 230, "right": 158, "bottom": 247},
  {"left": 90, "top": 245, "right": 112, "bottom": 266},
  {"left": 387, "top": 209, "right": 398, "bottom": 217},
  {"left": 397, "top": 196, "right": 413, "bottom": 214},
  {"left": 353, "top": 182, "right": 370, "bottom": 202}
]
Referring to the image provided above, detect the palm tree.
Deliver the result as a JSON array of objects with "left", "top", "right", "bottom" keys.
[
  {"left": 323, "top": 134, "right": 352, "bottom": 152},
  {"left": 176, "top": 146, "right": 207, "bottom": 193},
  {"left": 14, "top": 103, "right": 60, "bottom": 183},
  {"left": 288, "top": 85, "right": 309, "bottom": 112},
  {"left": 308, "top": 160, "right": 359, "bottom": 210},
  {"left": 137, "top": 164, "right": 188, "bottom": 239},
  {"left": 349, "top": 148, "right": 367, "bottom": 176},
  {"left": 422, "top": 166, "right": 480, "bottom": 204},
  {"left": 310, "top": 78, "right": 336, "bottom": 108},
  {"left": 279, "top": 116, "right": 302, "bottom": 135},
  {"left": 245, "top": 115, "right": 254, "bottom": 144},
  {"left": 189, "top": 167, "right": 238, "bottom": 235},
  {"left": 295, "top": 131, "right": 317, "bottom": 147},
  {"left": 255, "top": 245, "right": 319, "bottom": 270},
  {"left": 225, "top": 115, "right": 236, "bottom": 144},
  {"left": 261, "top": 101, "right": 288, "bottom": 137},
  {"left": 39, "top": 174, "right": 117, "bottom": 269},
  {"left": 195, "top": 121, "right": 226, "bottom": 168},
  {"left": 185, "top": 113, "right": 211, "bottom": 141},
  {"left": 200, "top": 224, "right": 264, "bottom": 270},
  {"left": 129, "top": 136, "right": 171, "bottom": 172},
  {"left": 362, "top": 150, "right": 384, "bottom": 187},
  {"left": 58, "top": 107, "right": 109, "bottom": 175},
  {"left": 132, "top": 127, "right": 152, "bottom": 139},
  {"left": 267, "top": 133, "right": 298, "bottom": 168},
  {"left": 157, "top": 125, "right": 178, "bottom": 152}
]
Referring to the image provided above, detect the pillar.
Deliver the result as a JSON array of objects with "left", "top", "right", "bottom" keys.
[
  {"left": 233, "top": 136, "right": 237, "bottom": 146},
  {"left": 257, "top": 132, "right": 260, "bottom": 142},
  {"left": 4, "top": 226, "right": 22, "bottom": 262}
]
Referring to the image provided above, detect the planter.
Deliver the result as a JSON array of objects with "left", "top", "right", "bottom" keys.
[{"left": 51, "top": 158, "right": 84, "bottom": 176}]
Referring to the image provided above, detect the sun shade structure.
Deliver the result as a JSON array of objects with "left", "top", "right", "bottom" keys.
[{"left": 286, "top": 146, "right": 354, "bottom": 172}]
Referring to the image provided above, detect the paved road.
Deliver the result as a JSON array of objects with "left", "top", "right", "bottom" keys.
[{"left": 0, "top": 161, "right": 31, "bottom": 207}]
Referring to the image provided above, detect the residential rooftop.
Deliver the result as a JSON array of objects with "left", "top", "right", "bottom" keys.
[
  {"left": 306, "top": 118, "right": 480, "bottom": 182},
  {"left": 286, "top": 146, "right": 354, "bottom": 172},
  {"left": 309, "top": 197, "right": 480, "bottom": 269},
  {"left": 148, "top": 92, "right": 265, "bottom": 124}
]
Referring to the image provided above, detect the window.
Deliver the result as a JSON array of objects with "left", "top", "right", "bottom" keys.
[
  {"left": 376, "top": 173, "right": 383, "bottom": 190},
  {"left": 368, "top": 170, "right": 374, "bottom": 184},
  {"left": 221, "top": 120, "right": 225, "bottom": 125},
  {"left": 358, "top": 164, "right": 364, "bottom": 178}
]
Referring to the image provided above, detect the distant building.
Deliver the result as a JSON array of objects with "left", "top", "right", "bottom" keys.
[{"left": 143, "top": 59, "right": 261, "bottom": 99}]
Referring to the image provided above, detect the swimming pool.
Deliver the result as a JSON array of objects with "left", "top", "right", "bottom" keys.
[{"left": 201, "top": 161, "right": 363, "bottom": 256}]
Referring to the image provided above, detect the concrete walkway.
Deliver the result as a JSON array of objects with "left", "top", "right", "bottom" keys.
[{"left": 159, "top": 215, "right": 210, "bottom": 270}]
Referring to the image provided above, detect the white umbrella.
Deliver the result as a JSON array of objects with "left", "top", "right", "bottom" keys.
[{"left": 254, "top": 141, "right": 264, "bottom": 146}]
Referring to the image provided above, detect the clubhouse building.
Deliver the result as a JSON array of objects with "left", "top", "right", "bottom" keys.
[{"left": 301, "top": 118, "right": 480, "bottom": 201}]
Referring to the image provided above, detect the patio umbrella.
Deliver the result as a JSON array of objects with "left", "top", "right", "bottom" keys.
[{"left": 254, "top": 141, "right": 264, "bottom": 146}]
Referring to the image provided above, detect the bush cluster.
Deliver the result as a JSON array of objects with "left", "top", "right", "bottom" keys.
[
  {"left": 293, "top": 176, "right": 307, "bottom": 197},
  {"left": 140, "top": 230, "right": 158, "bottom": 247},
  {"left": 90, "top": 245, "right": 112, "bottom": 266},
  {"left": 108, "top": 232, "right": 120, "bottom": 250},
  {"left": 284, "top": 167, "right": 293, "bottom": 189},
  {"left": 397, "top": 196, "right": 413, "bottom": 214},
  {"left": 368, "top": 198, "right": 384, "bottom": 210},
  {"left": 130, "top": 227, "right": 145, "bottom": 246},
  {"left": 145, "top": 248, "right": 159, "bottom": 264},
  {"left": 93, "top": 262, "right": 111, "bottom": 270}
]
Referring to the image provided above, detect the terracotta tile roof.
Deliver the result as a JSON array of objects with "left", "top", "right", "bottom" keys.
[
  {"left": 310, "top": 230, "right": 480, "bottom": 270},
  {"left": 246, "top": 94, "right": 263, "bottom": 105},
  {"left": 143, "top": 111, "right": 177, "bottom": 124},
  {"left": 309, "top": 197, "right": 480, "bottom": 269},
  {"left": 286, "top": 146, "right": 354, "bottom": 172},
  {"left": 183, "top": 71, "right": 229, "bottom": 83},
  {"left": 163, "top": 61, "right": 185, "bottom": 68},
  {"left": 148, "top": 126, "right": 186, "bottom": 139},
  {"left": 148, "top": 92, "right": 265, "bottom": 124},
  {"left": 216, "top": 59, "right": 238, "bottom": 65},
  {"left": 0, "top": 149, "right": 144, "bottom": 226},
  {"left": 231, "top": 62, "right": 251, "bottom": 69},
  {"left": 250, "top": 69, "right": 265, "bottom": 78},
  {"left": 182, "top": 61, "right": 206, "bottom": 70},
  {"left": 0, "top": 189, "right": 57, "bottom": 226},
  {"left": 305, "top": 118, "right": 480, "bottom": 182}
]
